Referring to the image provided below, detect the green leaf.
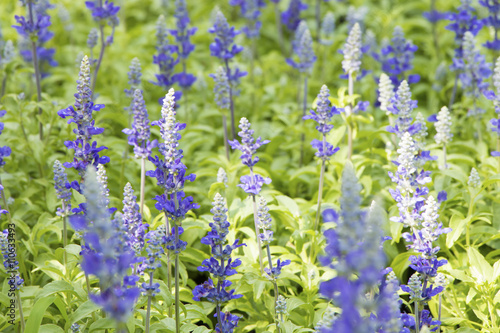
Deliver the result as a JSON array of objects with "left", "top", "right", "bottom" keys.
[
  {"left": 24, "top": 296, "right": 56, "bottom": 333},
  {"left": 67, "top": 300, "right": 100, "bottom": 329},
  {"left": 468, "top": 247, "right": 493, "bottom": 283},
  {"left": 39, "top": 324, "right": 65, "bottom": 333},
  {"left": 36, "top": 281, "right": 74, "bottom": 300},
  {"left": 89, "top": 318, "right": 115, "bottom": 332},
  {"left": 446, "top": 215, "right": 470, "bottom": 248},
  {"left": 390, "top": 252, "right": 416, "bottom": 280}
]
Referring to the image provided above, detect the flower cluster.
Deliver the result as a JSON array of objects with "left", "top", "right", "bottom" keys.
[
  {"left": 1, "top": 229, "right": 24, "bottom": 290},
  {"left": 230, "top": 0, "right": 266, "bottom": 38},
  {"left": 193, "top": 193, "right": 244, "bottom": 333},
  {"left": 209, "top": 9, "right": 247, "bottom": 89},
  {"left": 229, "top": 118, "right": 271, "bottom": 195},
  {"left": 446, "top": 0, "right": 482, "bottom": 58},
  {"left": 13, "top": 0, "right": 57, "bottom": 73},
  {"left": 210, "top": 66, "right": 230, "bottom": 110},
  {"left": 124, "top": 58, "right": 142, "bottom": 100},
  {"left": 122, "top": 183, "right": 148, "bottom": 258},
  {"left": 303, "top": 85, "right": 341, "bottom": 161},
  {"left": 342, "top": 23, "right": 362, "bottom": 76},
  {"left": 171, "top": 0, "right": 197, "bottom": 90},
  {"left": 58, "top": 55, "right": 109, "bottom": 180},
  {"left": 378, "top": 73, "right": 395, "bottom": 116},
  {"left": 153, "top": 15, "right": 180, "bottom": 96},
  {"left": 480, "top": 0, "right": 500, "bottom": 50},
  {"left": 53, "top": 160, "right": 72, "bottom": 217},
  {"left": 85, "top": 0, "right": 120, "bottom": 45},
  {"left": 434, "top": 106, "right": 453, "bottom": 146},
  {"left": 142, "top": 226, "right": 165, "bottom": 296},
  {"left": 281, "top": 0, "right": 308, "bottom": 32},
  {"left": 147, "top": 89, "right": 198, "bottom": 251},
  {"left": 346, "top": 5, "right": 369, "bottom": 30},
  {"left": 123, "top": 89, "right": 156, "bottom": 159},
  {"left": 286, "top": 22, "right": 316, "bottom": 73},
  {"left": 319, "top": 12, "right": 335, "bottom": 46},
  {"left": 320, "top": 162, "right": 397, "bottom": 332},
  {"left": 452, "top": 32, "right": 491, "bottom": 116},
  {"left": 374, "top": 26, "right": 419, "bottom": 87},
  {"left": 0, "top": 38, "right": 15, "bottom": 67},
  {"left": 387, "top": 80, "right": 419, "bottom": 138}
]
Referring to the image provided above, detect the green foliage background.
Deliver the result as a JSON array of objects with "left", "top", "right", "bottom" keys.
[{"left": 0, "top": 0, "right": 500, "bottom": 332}]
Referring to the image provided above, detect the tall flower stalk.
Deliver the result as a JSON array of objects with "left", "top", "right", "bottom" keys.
[
  {"left": 256, "top": 196, "right": 290, "bottom": 332},
  {"left": 485, "top": 57, "right": 500, "bottom": 171},
  {"left": 13, "top": 0, "right": 56, "bottom": 140},
  {"left": 342, "top": 23, "right": 362, "bottom": 160},
  {"left": 193, "top": 193, "right": 244, "bottom": 333},
  {"left": 53, "top": 160, "right": 72, "bottom": 265},
  {"left": 229, "top": 118, "right": 271, "bottom": 273},
  {"left": 85, "top": 0, "right": 120, "bottom": 95},
  {"left": 210, "top": 66, "right": 231, "bottom": 159},
  {"left": 286, "top": 22, "right": 316, "bottom": 165},
  {"left": 270, "top": 0, "right": 285, "bottom": 54},
  {"left": 123, "top": 89, "right": 156, "bottom": 215},
  {"left": 434, "top": 106, "right": 453, "bottom": 169},
  {"left": 303, "top": 85, "right": 340, "bottom": 232},
  {"left": 147, "top": 88, "right": 198, "bottom": 333},
  {"left": 209, "top": 9, "right": 247, "bottom": 140}
]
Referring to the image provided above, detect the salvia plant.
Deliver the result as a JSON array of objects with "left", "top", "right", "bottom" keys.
[{"left": 281, "top": 0, "right": 308, "bottom": 32}]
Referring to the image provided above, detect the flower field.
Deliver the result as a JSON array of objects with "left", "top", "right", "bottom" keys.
[{"left": 1, "top": 0, "right": 500, "bottom": 332}]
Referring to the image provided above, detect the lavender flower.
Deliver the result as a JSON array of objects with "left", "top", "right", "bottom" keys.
[
  {"left": 170, "top": 0, "right": 197, "bottom": 90},
  {"left": 387, "top": 80, "right": 419, "bottom": 138},
  {"left": 70, "top": 166, "right": 140, "bottom": 324},
  {"left": 423, "top": 10, "right": 448, "bottom": 23},
  {"left": 446, "top": 0, "right": 482, "bottom": 58},
  {"left": 153, "top": 15, "right": 179, "bottom": 94},
  {"left": 375, "top": 26, "right": 419, "bottom": 87},
  {"left": 0, "top": 110, "right": 11, "bottom": 168},
  {"left": 319, "top": 12, "right": 335, "bottom": 46},
  {"left": 142, "top": 226, "right": 165, "bottom": 296},
  {"left": 53, "top": 160, "right": 72, "bottom": 217},
  {"left": 320, "top": 162, "right": 393, "bottom": 332},
  {"left": 346, "top": 5, "right": 369, "bottom": 30},
  {"left": 87, "top": 28, "right": 98, "bottom": 51},
  {"left": 256, "top": 196, "right": 274, "bottom": 245},
  {"left": 468, "top": 168, "right": 481, "bottom": 187},
  {"left": 85, "top": 0, "right": 120, "bottom": 45},
  {"left": 193, "top": 193, "right": 244, "bottom": 333},
  {"left": 229, "top": 118, "right": 271, "bottom": 195},
  {"left": 122, "top": 183, "right": 148, "bottom": 257},
  {"left": 286, "top": 24, "right": 316, "bottom": 73},
  {"left": 217, "top": 168, "right": 228, "bottom": 186},
  {"left": 0, "top": 229, "right": 24, "bottom": 290},
  {"left": 124, "top": 58, "right": 142, "bottom": 99},
  {"left": 123, "top": 89, "right": 156, "bottom": 159},
  {"left": 58, "top": 55, "right": 109, "bottom": 181},
  {"left": 342, "top": 23, "right": 362, "bottom": 76},
  {"left": 434, "top": 106, "right": 453, "bottom": 146},
  {"left": 480, "top": 0, "right": 500, "bottom": 50},
  {"left": 210, "top": 66, "right": 230, "bottom": 110},
  {"left": 13, "top": 0, "right": 57, "bottom": 72},
  {"left": 230, "top": 0, "right": 266, "bottom": 38},
  {"left": 378, "top": 73, "right": 395, "bottom": 116},
  {"left": 303, "top": 85, "right": 341, "bottom": 161},
  {"left": 281, "top": 0, "right": 308, "bottom": 32},
  {"left": 451, "top": 32, "right": 491, "bottom": 116},
  {"left": 0, "top": 40, "right": 15, "bottom": 66}
]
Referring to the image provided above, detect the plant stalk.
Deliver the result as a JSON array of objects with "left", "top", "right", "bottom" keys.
[
  {"left": 314, "top": 158, "right": 326, "bottom": 232},
  {"left": 347, "top": 72, "right": 354, "bottom": 160},
  {"left": 224, "top": 59, "right": 236, "bottom": 140},
  {"left": 251, "top": 194, "right": 264, "bottom": 274},
  {"left": 300, "top": 76, "right": 308, "bottom": 167},
  {"left": 28, "top": 1, "right": 44, "bottom": 141},
  {"left": 17, "top": 291, "right": 25, "bottom": 333},
  {"left": 91, "top": 20, "right": 106, "bottom": 97},
  {"left": 274, "top": 3, "right": 285, "bottom": 55},
  {"left": 140, "top": 157, "right": 146, "bottom": 216},
  {"left": 265, "top": 244, "right": 281, "bottom": 333},
  {"left": 145, "top": 271, "right": 153, "bottom": 333},
  {"left": 223, "top": 115, "right": 230, "bottom": 160}
]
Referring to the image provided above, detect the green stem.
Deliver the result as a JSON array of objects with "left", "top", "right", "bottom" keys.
[
  {"left": 314, "top": 151, "right": 326, "bottom": 232},
  {"left": 62, "top": 202, "right": 68, "bottom": 267},
  {"left": 17, "top": 290, "right": 25, "bottom": 333},
  {"left": 91, "top": 19, "right": 106, "bottom": 96},
  {"left": 438, "top": 294, "right": 442, "bottom": 333},
  {"left": 165, "top": 212, "right": 172, "bottom": 317},
  {"left": 315, "top": 0, "right": 321, "bottom": 43},
  {"left": 1, "top": 74, "right": 7, "bottom": 98},
  {"left": 251, "top": 194, "right": 265, "bottom": 274},
  {"left": 415, "top": 301, "right": 420, "bottom": 333},
  {"left": 223, "top": 115, "right": 230, "bottom": 160},
  {"left": 443, "top": 144, "right": 447, "bottom": 169},
  {"left": 347, "top": 72, "right": 354, "bottom": 160},
  {"left": 274, "top": 3, "right": 285, "bottom": 55},
  {"left": 265, "top": 244, "right": 281, "bottom": 333},
  {"left": 173, "top": 195, "right": 180, "bottom": 333},
  {"left": 224, "top": 59, "right": 236, "bottom": 140}
]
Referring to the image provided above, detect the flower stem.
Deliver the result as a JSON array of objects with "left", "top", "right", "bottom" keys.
[
  {"left": 251, "top": 195, "right": 264, "bottom": 274},
  {"left": 224, "top": 59, "right": 236, "bottom": 140},
  {"left": 91, "top": 22, "right": 106, "bottom": 97},
  {"left": 299, "top": 76, "right": 308, "bottom": 167},
  {"left": 443, "top": 144, "right": 447, "bottom": 169},
  {"left": 449, "top": 74, "right": 458, "bottom": 111},
  {"left": 0, "top": 176, "right": 13, "bottom": 225},
  {"left": 165, "top": 212, "right": 172, "bottom": 317},
  {"left": 140, "top": 157, "right": 146, "bottom": 216},
  {"left": 437, "top": 294, "right": 442, "bottom": 333},
  {"left": 173, "top": 195, "right": 180, "bottom": 333},
  {"left": 265, "top": 244, "right": 281, "bottom": 333},
  {"left": 315, "top": 0, "right": 321, "bottom": 43},
  {"left": 145, "top": 272, "right": 153, "bottom": 333},
  {"left": 1, "top": 74, "right": 7, "bottom": 98},
  {"left": 27, "top": 1, "right": 44, "bottom": 141},
  {"left": 415, "top": 301, "right": 420, "bottom": 333},
  {"left": 314, "top": 151, "right": 326, "bottom": 232},
  {"left": 223, "top": 115, "right": 230, "bottom": 160},
  {"left": 17, "top": 290, "right": 25, "bottom": 333},
  {"left": 62, "top": 202, "right": 68, "bottom": 267}
]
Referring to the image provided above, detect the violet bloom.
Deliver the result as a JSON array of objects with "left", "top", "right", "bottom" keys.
[
  {"left": 374, "top": 26, "right": 419, "bottom": 87},
  {"left": 193, "top": 193, "right": 244, "bottom": 333},
  {"left": 69, "top": 166, "right": 140, "bottom": 325},
  {"left": 450, "top": 32, "right": 491, "bottom": 116},
  {"left": 0, "top": 110, "right": 11, "bottom": 168},
  {"left": 230, "top": 0, "right": 266, "bottom": 38},
  {"left": 446, "top": 0, "right": 482, "bottom": 59},
  {"left": 320, "top": 162, "right": 398, "bottom": 332},
  {"left": 58, "top": 55, "right": 109, "bottom": 182},
  {"left": 123, "top": 89, "right": 156, "bottom": 159},
  {"left": 387, "top": 80, "right": 419, "bottom": 138},
  {"left": 485, "top": 57, "right": 500, "bottom": 156},
  {"left": 481, "top": 0, "right": 500, "bottom": 50},
  {"left": 286, "top": 23, "right": 316, "bottom": 73},
  {"left": 281, "top": 0, "right": 308, "bottom": 32},
  {"left": 13, "top": 0, "right": 57, "bottom": 74},
  {"left": 0, "top": 230, "right": 24, "bottom": 290},
  {"left": 229, "top": 118, "right": 271, "bottom": 196},
  {"left": 170, "top": 0, "right": 197, "bottom": 90},
  {"left": 85, "top": 0, "right": 120, "bottom": 45},
  {"left": 153, "top": 15, "right": 180, "bottom": 97}
]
